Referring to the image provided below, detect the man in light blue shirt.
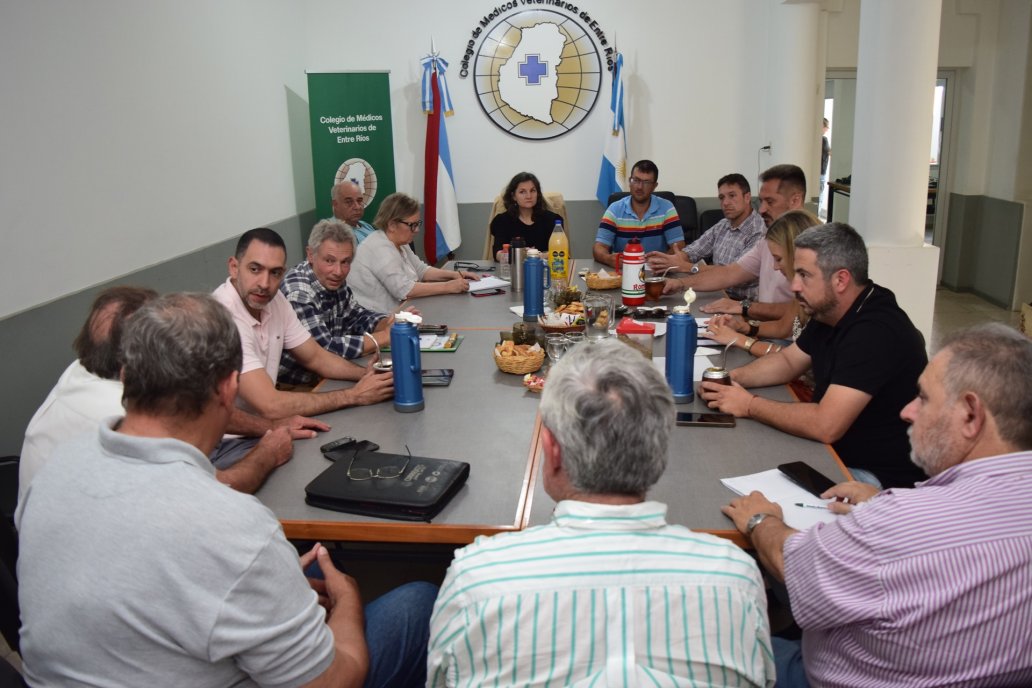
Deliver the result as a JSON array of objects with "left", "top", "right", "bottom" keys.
[
  {"left": 427, "top": 339, "right": 774, "bottom": 687},
  {"left": 331, "top": 180, "right": 376, "bottom": 244}
]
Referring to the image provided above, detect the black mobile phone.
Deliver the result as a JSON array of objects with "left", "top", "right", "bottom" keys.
[
  {"left": 418, "top": 324, "right": 448, "bottom": 335},
  {"left": 421, "top": 368, "right": 455, "bottom": 386},
  {"left": 471, "top": 289, "right": 505, "bottom": 297},
  {"left": 675, "top": 412, "right": 736, "bottom": 428},
  {"left": 778, "top": 461, "right": 836, "bottom": 497}
]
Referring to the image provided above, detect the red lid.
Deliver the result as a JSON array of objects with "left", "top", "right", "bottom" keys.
[{"left": 615, "top": 317, "right": 656, "bottom": 334}]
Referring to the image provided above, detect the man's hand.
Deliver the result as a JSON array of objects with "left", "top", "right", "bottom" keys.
[
  {"left": 699, "top": 379, "right": 755, "bottom": 417},
  {"left": 701, "top": 297, "right": 742, "bottom": 315},
  {"left": 645, "top": 250, "right": 690, "bottom": 272},
  {"left": 821, "top": 481, "right": 880, "bottom": 514},
  {"left": 349, "top": 368, "right": 394, "bottom": 406},
  {"left": 255, "top": 426, "right": 294, "bottom": 468},
  {"left": 662, "top": 277, "right": 685, "bottom": 295},
  {"left": 721, "top": 490, "right": 784, "bottom": 535},
  {"left": 273, "top": 415, "right": 330, "bottom": 440}
]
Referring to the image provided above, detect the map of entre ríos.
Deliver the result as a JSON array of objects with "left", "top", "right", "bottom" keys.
[{"left": 498, "top": 23, "right": 565, "bottom": 124}]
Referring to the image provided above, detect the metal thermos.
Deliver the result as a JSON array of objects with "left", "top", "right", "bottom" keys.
[
  {"left": 522, "top": 249, "right": 551, "bottom": 322},
  {"left": 510, "top": 236, "right": 527, "bottom": 293},
  {"left": 389, "top": 320, "right": 424, "bottom": 413},
  {"left": 665, "top": 310, "right": 698, "bottom": 404}
]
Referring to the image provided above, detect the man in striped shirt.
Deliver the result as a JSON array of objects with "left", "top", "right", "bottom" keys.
[
  {"left": 593, "top": 159, "right": 685, "bottom": 268},
  {"left": 428, "top": 339, "right": 774, "bottom": 687},
  {"left": 723, "top": 322, "right": 1032, "bottom": 687}
]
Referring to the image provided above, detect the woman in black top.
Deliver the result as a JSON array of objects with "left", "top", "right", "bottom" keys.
[{"left": 490, "top": 172, "right": 562, "bottom": 260}]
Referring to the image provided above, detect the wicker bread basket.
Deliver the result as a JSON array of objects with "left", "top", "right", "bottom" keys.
[
  {"left": 585, "top": 272, "right": 621, "bottom": 290},
  {"left": 493, "top": 344, "right": 545, "bottom": 374}
]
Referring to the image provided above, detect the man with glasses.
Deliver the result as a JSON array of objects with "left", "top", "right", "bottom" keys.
[
  {"left": 427, "top": 339, "right": 774, "bottom": 687},
  {"left": 592, "top": 159, "right": 685, "bottom": 268},
  {"left": 330, "top": 180, "right": 376, "bottom": 244},
  {"left": 213, "top": 227, "right": 394, "bottom": 419},
  {"left": 16, "top": 292, "right": 436, "bottom": 687}
]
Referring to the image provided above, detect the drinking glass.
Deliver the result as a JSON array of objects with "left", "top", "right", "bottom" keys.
[
  {"left": 583, "top": 294, "right": 613, "bottom": 341},
  {"left": 563, "top": 332, "right": 586, "bottom": 350},
  {"left": 546, "top": 333, "right": 567, "bottom": 366}
]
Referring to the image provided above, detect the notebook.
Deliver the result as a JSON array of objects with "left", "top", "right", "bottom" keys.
[{"left": 304, "top": 450, "right": 470, "bottom": 522}]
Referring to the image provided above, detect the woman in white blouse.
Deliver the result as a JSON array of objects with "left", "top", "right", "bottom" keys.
[{"left": 348, "top": 192, "right": 479, "bottom": 314}]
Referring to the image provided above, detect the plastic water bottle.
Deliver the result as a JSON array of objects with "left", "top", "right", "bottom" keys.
[
  {"left": 548, "top": 219, "right": 570, "bottom": 286},
  {"left": 665, "top": 309, "right": 698, "bottom": 404},
  {"left": 523, "top": 248, "right": 551, "bottom": 322},
  {"left": 621, "top": 238, "right": 646, "bottom": 307},
  {"left": 499, "top": 244, "right": 511, "bottom": 281},
  {"left": 389, "top": 318, "right": 424, "bottom": 413}
]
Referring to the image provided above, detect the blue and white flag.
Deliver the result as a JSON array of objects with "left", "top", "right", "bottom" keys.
[
  {"left": 596, "top": 52, "right": 628, "bottom": 207},
  {"left": 421, "top": 54, "right": 461, "bottom": 263}
]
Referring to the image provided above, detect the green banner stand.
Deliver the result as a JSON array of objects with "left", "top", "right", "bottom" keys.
[{"left": 307, "top": 71, "right": 396, "bottom": 225}]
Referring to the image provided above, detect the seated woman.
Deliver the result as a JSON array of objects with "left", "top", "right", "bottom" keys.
[
  {"left": 704, "top": 209, "right": 821, "bottom": 357},
  {"left": 490, "top": 172, "right": 563, "bottom": 260},
  {"left": 349, "top": 192, "right": 480, "bottom": 315}
]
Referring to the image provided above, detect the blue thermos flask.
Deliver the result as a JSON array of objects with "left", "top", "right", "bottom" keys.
[
  {"left": 389, "top": 319, "right": 424, "bottom": 413},
  {"left": 522, "top": 249, "right": 551, "bottom": 322},
  {"left": 665, "top": 309, "right": 697, "bottom": 404}
]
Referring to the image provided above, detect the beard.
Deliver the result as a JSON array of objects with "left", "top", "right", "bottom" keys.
[
  {"left": 796, "top": 284, "right": 837, "bottom": 320},
  {"left": 908, "top": 417, "right": 961, "bottom": 477}
]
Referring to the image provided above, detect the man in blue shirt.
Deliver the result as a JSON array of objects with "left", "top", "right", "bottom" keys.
[{"left": 593, "top": 159, "right": 685, "bottom": 267}]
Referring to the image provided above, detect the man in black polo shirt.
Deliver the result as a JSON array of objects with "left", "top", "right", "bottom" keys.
[{"left": 700, "top": 223, "right": 926, "bottom": 488}]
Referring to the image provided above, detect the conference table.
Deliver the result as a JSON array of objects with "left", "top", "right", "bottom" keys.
[{"left": 255, "top": 259, "right": 849, "bottom": 549}]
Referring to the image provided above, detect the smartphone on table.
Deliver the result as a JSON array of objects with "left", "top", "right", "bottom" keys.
[
  {"left": 675, "top": 412, "right": 736, "bottom": 428},
  {"left": 778, "top": 461, "right": 837, "bottom": 497}
]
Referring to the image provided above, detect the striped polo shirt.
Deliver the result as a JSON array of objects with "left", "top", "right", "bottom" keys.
[
  {"left": 428, "top": 500, "right": 774, "bottom": 687},
  {"left": 596, "top": 195, "right": 685, "bottom": 254},
  {"left": 784, "top": 451, "right": 1032, "bottom": 687}
]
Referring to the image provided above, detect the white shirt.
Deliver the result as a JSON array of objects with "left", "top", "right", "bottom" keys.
[
  {"left": 428, "top": 500, "right": 775, "bottom": 687},
  {"left": 19, "top": 360, "right": 123, "bottom": 507}
]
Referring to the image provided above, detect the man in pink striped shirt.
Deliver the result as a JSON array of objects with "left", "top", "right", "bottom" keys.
[{"left": 724, "top": 322, "right": 1032, "bottom": 687}]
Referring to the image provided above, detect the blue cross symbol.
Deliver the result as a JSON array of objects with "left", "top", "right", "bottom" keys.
[{"left": 518, "top": 54, "right": 548, "bottom": 85}]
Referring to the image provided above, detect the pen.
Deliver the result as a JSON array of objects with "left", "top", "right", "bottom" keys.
[{"left": 794, "top": 503, "right": 830, "bottom": 510}]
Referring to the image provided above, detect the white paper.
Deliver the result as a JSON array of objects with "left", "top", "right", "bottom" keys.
[
  {"left": 468, "top": 275, "right": 512, "bottom": 292},
  {"left": 720, "top": 468, "right": 839, "bottom": 530},
  {"left": 509, "top": 305, "right": 553, "bottom": 318},
  {"left": 653, "top": 356, "right": 713, "bottom": 381}
]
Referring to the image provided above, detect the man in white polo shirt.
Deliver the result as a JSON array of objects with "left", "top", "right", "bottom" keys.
[{"left": 212, "top": 227, "right": 393, "bottom": 419}]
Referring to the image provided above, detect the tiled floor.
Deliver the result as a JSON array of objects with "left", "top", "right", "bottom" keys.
[
  {"left": 0, "top": 288, "right": 1023, "bottom": 678},
  {"left": 930, "top": 287, "right": 1023, "bottom": 351}
]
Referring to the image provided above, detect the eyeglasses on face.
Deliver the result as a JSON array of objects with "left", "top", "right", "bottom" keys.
[
  {"left": 628, "top": 177, "right": 657, "bottom": 187},
  {"left": 395, "top": 219, "right": 423, "bottom": 230},
  {"left": 346, "top": 445, "right": 411, "bottom": 481}
]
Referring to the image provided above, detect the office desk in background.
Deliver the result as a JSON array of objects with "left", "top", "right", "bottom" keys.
[{"left": 255, "top": 259, "right": 849, "bottom": 549}]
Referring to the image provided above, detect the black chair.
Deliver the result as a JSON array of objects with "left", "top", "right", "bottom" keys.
[
  {"left": 0, "top": 458, "right": 19, "bottom": 655},
  {"left": 0, "top": 655, "right": 26, "bottom": 688},
  {"left": 673, "top": 195, "right": 699, "bottom": 244},
  {"left": 699, "top": 208, "right": 725, "bottom": 234}
]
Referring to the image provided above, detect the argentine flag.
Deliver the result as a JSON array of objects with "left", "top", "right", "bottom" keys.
[
  {"left": 596, "top": 52, "right": 628, "bottom": 206},
  {"left": 421, "top": 55, "right": 461, "bottom": 264}
]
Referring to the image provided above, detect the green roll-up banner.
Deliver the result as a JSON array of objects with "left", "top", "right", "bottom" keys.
[{"left": 307, "top": 71, "right": 396, "bottom": 223}]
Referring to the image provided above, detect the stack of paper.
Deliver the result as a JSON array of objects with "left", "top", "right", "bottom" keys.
[{"left": 721, "top": 469, "right": 839, "bottom": 530}]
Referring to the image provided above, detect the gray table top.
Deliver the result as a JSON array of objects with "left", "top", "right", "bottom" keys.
[{"left": 256, "top": 258, "right": 847, "bottom": 546}]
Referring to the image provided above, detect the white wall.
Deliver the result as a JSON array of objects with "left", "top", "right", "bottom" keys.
[
  {"left": 0, "top": 0, "right": 853, "bottom": 319},
  {"left": 0, "top": 0, "right": 310, "bottom": 319}
]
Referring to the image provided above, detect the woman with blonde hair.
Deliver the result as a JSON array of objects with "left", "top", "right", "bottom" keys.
[
  {"left": 349, "top": 192, "right": 480, "bottom": 314},
  {"left": 704, "top": 209, "right": 821, "bottom": 357}
]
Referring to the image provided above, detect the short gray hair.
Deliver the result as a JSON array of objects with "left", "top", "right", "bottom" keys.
[
  {"left": 307, "top": 219, "right": 355, "bottom": 253},
  {"left": 331, "top": 180, "right": 360, "bottom": 203},
  {"left": 121, "top": 293, "right": 242, "bottom": 418},
  {"left": 939, "top": 323, "right": 1032, "bottom": 450},
  {"left": 794, "top": 222, "right": 869, "bottom": 285},
  {"left": 540, "top": 339, "right": 673, "bottom": 495}
]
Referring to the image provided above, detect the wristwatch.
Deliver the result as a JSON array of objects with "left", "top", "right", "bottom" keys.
[
  {"left": 740, "top": 299, "right": 752, "bottom": 318},
  {"left": 747, "top": 320, "right": 760, "bottom": 337},
  {"left": 745, "top": 512, "right": 778, "bottom": 535},
  {"left": 689, "top": 263, "right": 701, "bottom": 274}
]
